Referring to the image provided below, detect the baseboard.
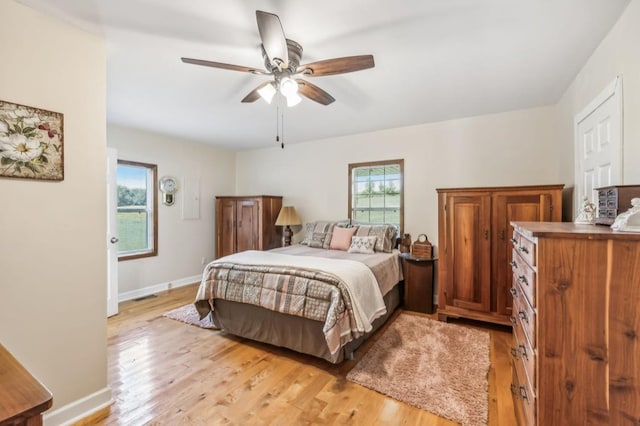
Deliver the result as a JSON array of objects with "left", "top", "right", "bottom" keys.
[
  {"left": 44, "top": 387, "right": 113, "bottom": 426},
  {"left": 118, "top": 274, "right": 201, "bottom": 302}
]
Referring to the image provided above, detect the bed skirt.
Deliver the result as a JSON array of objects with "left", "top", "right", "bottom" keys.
[{"left": 211, "top": 283, "right": 402, "bottom": 364}]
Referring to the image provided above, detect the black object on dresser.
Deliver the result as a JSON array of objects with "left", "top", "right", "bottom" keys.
[{"left": 595, "top": 184, "right": 640, "bottom": 225}]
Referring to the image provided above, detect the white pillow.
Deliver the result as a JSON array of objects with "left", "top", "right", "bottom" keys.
[{"left": 347, "top": 236, "right": 377, "bottom": 254}]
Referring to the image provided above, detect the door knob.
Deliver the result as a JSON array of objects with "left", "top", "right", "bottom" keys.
[{"left": 110, "top": 237, "right": 119, "bottom": 244}]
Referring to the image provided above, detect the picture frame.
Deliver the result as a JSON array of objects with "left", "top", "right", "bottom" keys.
[{"left": 0, "top": 99, "right": 64, "bottom": 181}]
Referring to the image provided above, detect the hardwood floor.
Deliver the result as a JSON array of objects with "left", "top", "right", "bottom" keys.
[{"left": 76, "top": 284, "right": 517, "bottom": 425}]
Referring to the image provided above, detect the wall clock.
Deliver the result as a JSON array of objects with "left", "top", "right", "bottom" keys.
[{"left": 159, "top": 176, "right": 178, "bottom": 206}]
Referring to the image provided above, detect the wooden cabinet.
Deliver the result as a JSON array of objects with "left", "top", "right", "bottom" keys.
[
  {"left": 399, "top": 253, "right": 436, "bottom": 314},
  {"left": 436, "top": 185, "right": 563, "bottom": 325},
  {"left": 215, "top": 196, "right": 282, "bottom": 258},
  {"left": 510, "top": 222, "right": 640, "bottom": 425},
  {"left": 0, "top": 344, "right": 52, "bottom": 426}
]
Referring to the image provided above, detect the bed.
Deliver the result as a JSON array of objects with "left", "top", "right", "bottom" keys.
[{"left": 194, "top": 222, "right": 403, "bottom": 364}]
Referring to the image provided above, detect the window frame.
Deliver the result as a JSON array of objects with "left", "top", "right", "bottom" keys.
[
  {"left": 348, "top": 159, "right": 404, "bottom": 234},
  {"left": 117, "top": 159, "right": 158, "bottom": 261}
]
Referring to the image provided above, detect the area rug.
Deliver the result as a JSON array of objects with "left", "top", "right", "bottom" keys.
[
  {"left": 162, "top": 304, "right": 219, "bottom": 330},
  {"left": 347, "top": 313, "right": 490, "bottom": 426}
]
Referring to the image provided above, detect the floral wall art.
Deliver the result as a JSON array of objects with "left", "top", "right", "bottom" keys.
[{"left": 0, "top": 100, "right": 64, "bottom": 180}]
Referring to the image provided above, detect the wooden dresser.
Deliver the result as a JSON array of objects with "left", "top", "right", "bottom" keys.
[
  {"left": 436, "top": 184, "right": 563, "bottom": 325},
  {"left": 215, "top": 196, "right": 282, "bottom": 258},
  {"left": 0, "top": 344, "right": 52, "bottom": 426},
  {"left": 510, "top": 222, "right": 640, "bottom": 425}
]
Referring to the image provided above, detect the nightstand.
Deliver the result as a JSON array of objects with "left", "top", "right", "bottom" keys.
[{"left": 399, "top": 253, "right": 437, "bottom": 314}]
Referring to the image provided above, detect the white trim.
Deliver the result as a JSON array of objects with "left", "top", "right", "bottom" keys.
[
  {"left": 574, "top": 76, "right": 621, "bottom": 125},
  {"left": 44, "top": 387, "right": 112, "bottom": 426},
  {"left": 573, "top": 75, "right": 624, "bottom": 215},
  {"left": 118, "top": 274, "right": 201, "bottom": 302}
]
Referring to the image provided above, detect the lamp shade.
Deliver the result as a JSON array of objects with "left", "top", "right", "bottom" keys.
[
  {"left": 285, "top": 91, "right": 302, "bottom": 107},
  {"left": 275, "top": 206, "right": 301, "bottom": 226},
  {"left": 258, "top": 82, "right": 276, "bottom": 104}
]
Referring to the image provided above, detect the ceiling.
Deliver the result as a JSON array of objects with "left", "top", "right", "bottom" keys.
[{"left": 16, "top": 0, "right": 631, "bottom": 150}]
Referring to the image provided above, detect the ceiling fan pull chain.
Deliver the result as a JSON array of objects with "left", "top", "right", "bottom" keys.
[
  {"left": 276, "top": 105, "right": 280, "bottom": 145},
  {"left": 281, "top": 110, "right": 285, "bottom": 149}
]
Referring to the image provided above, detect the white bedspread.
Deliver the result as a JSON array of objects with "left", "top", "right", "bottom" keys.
[{"left": 198, "top": 250, "right": 387, "bottom": 334}]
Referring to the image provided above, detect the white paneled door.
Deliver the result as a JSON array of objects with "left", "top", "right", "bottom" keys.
[
  {"left": 107, "top": 148, "right": 119, "bottom": 317},
  {"left": 575, "top": 77, "right": 622, "bottom": 213}
]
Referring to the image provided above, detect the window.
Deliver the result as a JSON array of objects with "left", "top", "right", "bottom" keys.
[
  {"left": 348, "top": 159, "right": 404, "bottom": 233},
  {"left": 117, "top": 160, "right": 158, "bottom": 260}
]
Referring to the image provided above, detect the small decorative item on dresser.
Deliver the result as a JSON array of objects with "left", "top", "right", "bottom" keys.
[
  {"left": 574, "top": 196, "right": 596, "bottom": 224},
  {"left": 411, "top": 234, "right": 433, "bottom": 259},
  {"left": 399, "top": 233, "right": 411, "bottom": 253},
  {"left": 595, "top": 184, "right": 640, "bottom": 225},
  {"left": 610, "top": 197, "right": 640, "bottom": 232}
]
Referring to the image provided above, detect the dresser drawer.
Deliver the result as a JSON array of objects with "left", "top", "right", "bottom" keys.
[
  {"left": 511, "top": 365, "right": 527, "bottom": 426},
  {"left": 511, "top": 297, "right": 536, "bottom": 389},
  {"left": 513, "top": 281, "right": 536, "bottom": 348},
  {"left": 516, "top": 234, "right": 536, "bottom": 267},
  {"left": 512, "top": 249, "right": 536, "bottom": 308},
  {"left": 512, "top": 358, "right": 536, "bottom": 426}
]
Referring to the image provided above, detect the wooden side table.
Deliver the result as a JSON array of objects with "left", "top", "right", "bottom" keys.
[
  {"left": 399, "top": 253, "right": 437, "bottom": 314},
  {"left": 0, "top": 344, "right": 52, "bottom": 426}
]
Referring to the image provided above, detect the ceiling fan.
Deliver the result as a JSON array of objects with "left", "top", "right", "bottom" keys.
[{"left": 181, "top": 11, "right": 375, "bottom": 107}]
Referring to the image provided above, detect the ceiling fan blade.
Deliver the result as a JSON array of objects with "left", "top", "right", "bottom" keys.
[
  {"left": 256, "top": 11, "right": 289, "bottom": 69},
  {"left": 181, "top": 57, "right": 269, "bottom": 75},
  {"left": 298, "top": 55, "right": 375, "bottom": 77},
  {"left": 296, "top": 79, "right": 335, "bottom": 105},
  {"left": 241, "top": 81, "right": 272, "bottom": 103}
]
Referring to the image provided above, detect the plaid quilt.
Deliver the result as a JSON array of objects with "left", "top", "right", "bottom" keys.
[{"left": 195, "top": 261, "right": 372, "bottom": 355}]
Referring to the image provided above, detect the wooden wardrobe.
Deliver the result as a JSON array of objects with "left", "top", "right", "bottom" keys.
[
  {"left": 215, "top": 196, "right": 282, "bottom": 258},
  {"left": 436, "top": 184, "right": 563, "bottom": 325}
]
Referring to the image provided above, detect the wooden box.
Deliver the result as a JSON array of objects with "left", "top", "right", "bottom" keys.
[
  {"left": 595, "top": 185, "right": 640, "bottom": 225},
  {"left": 411, "top": 234, "right": 433, "bottom": 259}
]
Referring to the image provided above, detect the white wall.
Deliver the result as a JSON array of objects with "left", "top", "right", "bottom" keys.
[
  {"left": 108, "top": 125, "right": 236, "bottom": 295},
  {"left": 236, "top": 105, "right": 571, "bottom": 246},
  {"left": 0, "top": 0, "right": 108, "bottom": 417},
  {"left": 556, "top": 0, "right": 640, "bottom": 184}
]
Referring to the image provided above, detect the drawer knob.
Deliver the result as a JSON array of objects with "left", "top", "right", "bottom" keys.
[
  {"left": 518, "top": 310, "right": 528, "bottom": 323},
  {"left": 519, "top": 246, "right": 529, "bottom": 254},
  {"left": 511, "top": 237, "right": 518, "bottom": 245},
  {"left": 520, "top": 386, "right": 529, "bottom": 402},
  {"left": 518, "top": 275, "right": 529, "bottom": 286},
  {"left": 510, "top": 260, "right": 518, "bottom": 269},
  {"left": 519, "top": 344, "right": 528, "bottom": 360},
  {"left": 509, "top": 288, "right": 517, "bottom": 297}
]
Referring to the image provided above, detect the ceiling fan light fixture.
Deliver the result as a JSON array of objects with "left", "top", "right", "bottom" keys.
[
  {"left": 257, "top": 82, "right": 277, "bottom": 104},
  {"left": 286, "top": 92, "right": 302, "bottom": 107},
  {"left": 280, "top": 77, "right": 298, "bottom": 97}
]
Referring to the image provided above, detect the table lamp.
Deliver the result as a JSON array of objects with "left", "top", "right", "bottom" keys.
[{"left": 275, "top": 206, "right": 301, "bottom": 246}]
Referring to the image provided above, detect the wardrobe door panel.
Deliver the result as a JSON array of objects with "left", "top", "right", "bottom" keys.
[{"left": 448, "top": 194, "right": 492, "bottom": 312}]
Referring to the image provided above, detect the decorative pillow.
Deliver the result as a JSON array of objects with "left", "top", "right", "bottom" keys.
[
  {"left": 348, "top": 236, "right": 377, "bottom": 254},
  {"left": 309, "top": 232, "right": 326, "bottom": 249},
  {"left": 329, "top": 226, "right": 357, "bottom": 251},
  {"left": 353, "top": 224, "right": 397, "bottom": 253},
  {"left": 300, "top": 222, "right": 316, "bottom": 245},
  {"left": 300, "top": 220, "right": 348, "bottom": 249}
]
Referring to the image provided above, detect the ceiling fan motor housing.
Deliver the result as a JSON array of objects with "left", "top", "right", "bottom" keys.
[{"left": 263, "top": 39, "right": 303, "bottom": 73}]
